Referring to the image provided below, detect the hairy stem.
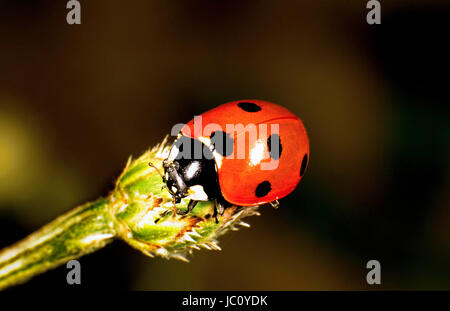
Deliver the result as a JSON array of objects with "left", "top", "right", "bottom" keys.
[{"left": 0, "top": 198, "right": 116, "bottom": 290}]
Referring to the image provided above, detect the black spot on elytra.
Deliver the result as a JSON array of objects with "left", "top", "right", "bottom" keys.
[
  {"left": 267, "top": 134, "right": 282, "bottom": 160},
  {"left": 210, "top": 131, "right": 234, "bottom": 157},
  {"left": 255, "top": 181, "right": 271, "bottom": 197},
  {"left": 300, "top": 154, "right": 308, "bottom": 176},
  {"left": 237, "top": 102, "right": 261, "bottom": 112}
]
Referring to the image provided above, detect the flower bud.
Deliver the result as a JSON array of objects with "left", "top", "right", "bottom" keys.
[{"left": 110, "top": 139, "right": 260, "bottom": 261}]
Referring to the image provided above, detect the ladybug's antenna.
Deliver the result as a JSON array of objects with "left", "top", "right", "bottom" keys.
[{"left": 149, "top": 162, "right": 165, "bottom": 182}]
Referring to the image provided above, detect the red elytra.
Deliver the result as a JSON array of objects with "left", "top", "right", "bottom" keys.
[{"left": 181, "top": 100, "right": 309, "bottom": 206}]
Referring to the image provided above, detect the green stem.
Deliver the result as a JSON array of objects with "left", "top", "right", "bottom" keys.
[{"left": 0, "top": 198, "right": 116, "bottom": 290}]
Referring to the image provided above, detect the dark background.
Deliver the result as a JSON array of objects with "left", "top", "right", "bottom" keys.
[{"left": 0, "top": 0, "right": 449, "bottom": 290}]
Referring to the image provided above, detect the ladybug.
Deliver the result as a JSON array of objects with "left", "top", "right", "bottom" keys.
[{"left": 158, "top": 100, "right": 309, "bottom": 217}]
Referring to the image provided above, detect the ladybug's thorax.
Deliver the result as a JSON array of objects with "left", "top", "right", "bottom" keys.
[{"left": 163, "top": 136, "right": 220, "bottom": 202}]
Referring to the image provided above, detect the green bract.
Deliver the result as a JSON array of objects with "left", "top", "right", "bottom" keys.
[{"left": 112, "top": 138, "right": 260, "bottom": 261}]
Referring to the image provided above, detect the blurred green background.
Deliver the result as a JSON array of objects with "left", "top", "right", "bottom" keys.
[{"left": 0, "top": 0, "right": 449, "bottom": 290}]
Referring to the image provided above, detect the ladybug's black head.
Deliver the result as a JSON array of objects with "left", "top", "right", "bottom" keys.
[
  {"left": 162, "top": 135, "right": 220, "bottom": 202},
  {"left": 162, "top": 159, "right": 187, "bottom": 201}
]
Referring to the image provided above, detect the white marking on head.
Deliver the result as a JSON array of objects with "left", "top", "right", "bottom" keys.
[{"left": 187, "top": 185, "right": 208, "bottom": 201}]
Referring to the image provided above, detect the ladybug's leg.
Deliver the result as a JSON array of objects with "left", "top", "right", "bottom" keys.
[
  {"left": 212, "top": 199, "right": 226, "bottom": 224},
  {"left": 171, "top": 198, "right": 178, "bottom": 218},
  {"left": 176, "top": 200, "right": 198, "bottom": 215},
  {"left": 212, "top": 207, "right": 219, "bottom": 224},
  {"left": 154, "top": 209, "right": 171, "bottom": 224},
  {"left": 155, "top": 197, "right": 180, "bottom": 223},
  {"left": 270, "top": 200, "right": 280, "bottom": 209},
  {"left": 215, "top": 200, "right": 225, "bottom": 215}
]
